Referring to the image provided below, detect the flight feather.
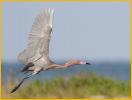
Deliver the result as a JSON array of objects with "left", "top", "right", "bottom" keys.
[{"left": 18, "top": 8, "right": 54, "bottom": 65}]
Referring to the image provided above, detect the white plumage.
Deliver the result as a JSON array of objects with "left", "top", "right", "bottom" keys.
[
  {"left": 18, "top": 8, "right": 54, "bottom": 67},
  {"left": 10, "top": 9, "right": 90, "bottom": 93}
]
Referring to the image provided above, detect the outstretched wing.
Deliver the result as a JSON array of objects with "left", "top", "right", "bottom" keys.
[{"left": 18, "top": 8, "right": 54, "bottom": 65}]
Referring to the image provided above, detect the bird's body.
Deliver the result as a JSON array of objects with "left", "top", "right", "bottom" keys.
[{"left": 10, "top": 8, "right": 91, "bottom": 93}]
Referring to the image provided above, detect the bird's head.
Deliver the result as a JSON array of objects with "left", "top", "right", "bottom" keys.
[{"left": 79, "top": 60, "right": 91, "bottom": 65}]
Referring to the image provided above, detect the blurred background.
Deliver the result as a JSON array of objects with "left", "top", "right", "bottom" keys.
[{"left": 2, "top": 2, "right": 130, "bottom": 98}]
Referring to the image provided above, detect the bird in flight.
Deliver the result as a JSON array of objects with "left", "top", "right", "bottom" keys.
[{"left": 10, "top": 8, "right": 91, "bottom": 93}]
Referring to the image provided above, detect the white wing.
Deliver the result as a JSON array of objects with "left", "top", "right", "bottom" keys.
[{"left": 18, "top": 8, "right": 54, "bottom": 65}]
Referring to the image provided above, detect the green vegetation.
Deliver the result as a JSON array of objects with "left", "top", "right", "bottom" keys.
[{"left": 3, "top": 73, "right": 130, "bottom": 98}]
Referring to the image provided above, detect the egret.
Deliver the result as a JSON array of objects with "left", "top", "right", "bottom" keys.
[{"left": 10, "top": 8, "right": 91, "bottom": 93}]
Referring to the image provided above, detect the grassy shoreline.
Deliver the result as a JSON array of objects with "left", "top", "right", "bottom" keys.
[{"left": 3, "top": 72, "right": 130, "bottom": 98}]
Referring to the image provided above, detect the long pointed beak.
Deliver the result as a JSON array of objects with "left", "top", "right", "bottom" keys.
[{"left": 86, "top": 62, "right": 91, "bottom": 65}]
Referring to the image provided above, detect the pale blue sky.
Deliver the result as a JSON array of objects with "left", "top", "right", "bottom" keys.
[{"left": 2, "top": 2, "right": 130, "bottom": 62}]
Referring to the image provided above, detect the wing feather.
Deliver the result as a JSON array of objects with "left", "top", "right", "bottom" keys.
[{"left": 18, "top": 8, "right": 54, "bottom": 65}]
